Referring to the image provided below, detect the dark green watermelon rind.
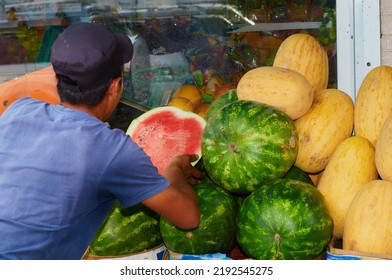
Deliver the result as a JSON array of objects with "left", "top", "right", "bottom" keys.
[
  {"left": 89, "top": 201, "right": 163, "bottom": 256},
  {"left": 202, "top": 100, "right": 299, "bottom": 195},
  {"left": 283, "top": 165, "right": 315, "bottom": 186},
  {"left": 204, "top": 89, "right": 238, "bottom": 121},
  {"left": 236, "top": 179, "right": 333, "bottom": 260},
  {"left": 160, "top": 182, "right": 239, "bottom": 255}
]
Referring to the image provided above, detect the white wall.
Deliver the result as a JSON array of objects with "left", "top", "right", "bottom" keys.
[{"left": 381, "top": 0, "right": 392, "bottom": 65}]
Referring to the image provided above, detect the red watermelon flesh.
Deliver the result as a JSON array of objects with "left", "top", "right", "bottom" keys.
[{"left": 126, "top": 106, "right": 206, "bottom": 175}]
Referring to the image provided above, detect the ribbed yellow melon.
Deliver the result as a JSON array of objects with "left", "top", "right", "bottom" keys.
[
  {"left": 343, "top": 180, "right": 392, "bottom": 255},
  {"left": 294, "top": 88, "right": 354, "bottom": 173},
  {"left": 354, "top": 65, "right": 392, "bottom": 146},
  {"left": 317, "top": 136, "right": 378, "bottom": 238},
  {"left": 375, "top": 112, "right": 392, "bottom": 182},
  {"left": 273, "top": 33, "right": 329, "bottom": 94},
  {"left": 236, "top": 66, "right": 313, "bottom": 120}
]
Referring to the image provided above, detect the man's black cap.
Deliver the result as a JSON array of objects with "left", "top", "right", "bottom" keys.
[{"left": 50, "top": 22, "right": 133, "bottom": 92}]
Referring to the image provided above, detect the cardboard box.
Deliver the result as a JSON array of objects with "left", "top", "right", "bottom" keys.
[
  {"left": 82, "top": 244, "right": 166, "bottom": 260},
  {"left": 163, "top": 249, "right": 232, "bottom": 260},
  {"left": 326, "top": 237, "right": 392, "bottom": 260}
]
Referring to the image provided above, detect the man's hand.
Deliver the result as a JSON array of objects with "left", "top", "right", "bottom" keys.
[{"left": 164, "top": 154, "right": 204, "bottom": 187}]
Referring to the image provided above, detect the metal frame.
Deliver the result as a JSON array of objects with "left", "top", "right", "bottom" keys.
[{"left": 337, "top": 0, "right": 381, "bottom": 101}]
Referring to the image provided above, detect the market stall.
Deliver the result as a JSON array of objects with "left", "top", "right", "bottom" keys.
[{"left": 0, "top": 0, "right": 390, "bottom": 261}]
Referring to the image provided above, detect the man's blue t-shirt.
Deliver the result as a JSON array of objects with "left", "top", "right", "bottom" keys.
[{"left": 0, "top": 98, "right": 170, "bottom": 259}]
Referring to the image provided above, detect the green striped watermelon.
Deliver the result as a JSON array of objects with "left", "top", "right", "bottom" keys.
[
  {"left": 160, "top": 179, "right": 238, "bottom": 254},
  {"left": 88, "top": 201, "right": 163, "bottom": 256},
  {"left": 236, "top": 178, "right": 333, "bottom": 260},
  {"left": 204, "top": 89, "right": 238, "bottom": 121},
  {"left": 202, "top": 100, "right": 298, "bottom": 194}
]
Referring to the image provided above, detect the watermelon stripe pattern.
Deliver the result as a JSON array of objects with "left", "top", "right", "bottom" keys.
[
  {"left": 236, "top": 179, "right": 333, "bottom": 260},
  {"left": 89, "top": 202, "right": 163, "bottom": 256},
  {"left": 202, "top": 100, "right": 298, "bottom": 194},
  {"left": 204, "top": 89, "right": 238, "bottom": 121}
]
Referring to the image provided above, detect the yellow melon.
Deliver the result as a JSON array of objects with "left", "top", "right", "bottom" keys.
[
  {"left": 273, "top": 33, "right": 329, "bottom": 93},
  {"left": 375, "top": 111, "right": 392, "bottom": 182},
  {"left": 167, "top": 97, "right": 195, "bottom": 112},
  {"left": 172, "top": 84, "right": 202, "bottom": 109},
  {"left": 354, "top": 65, "right": 392, "bottom": 146},
  {"left": 294, "top": 88, "right": 354, "bottom": 173},
  {"left": 237, "top": 66, "right": 313, "bottom": 120},
  {"left": 317, "top": 136, "right": 378, "bottom": 238},
  {"left": 343, "top": 180, "right": 392, "bottom": 255}
]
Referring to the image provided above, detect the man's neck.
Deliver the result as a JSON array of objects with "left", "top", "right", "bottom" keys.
[{"left": 60, "top": 102, "right": 104, "bottom": 120}]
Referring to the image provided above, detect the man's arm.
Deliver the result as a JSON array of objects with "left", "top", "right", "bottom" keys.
[{"left": 141, "top": 154, "right": 203, "bottom": 229}]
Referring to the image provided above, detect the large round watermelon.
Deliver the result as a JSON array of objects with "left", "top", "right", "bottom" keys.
[
  {"left": 126, "top": 106, "right": 206, "bottom": 175},
  {"left": 202, "top": 100, "right": 298, "bottom": 194},
  {"left": 160, "top": 179, "right": 238, "bottom": 254},
  {"left": 88, "top": 201, "right": 163, "bottom": 256},
  {"left": 236, "top": 178, "right": 333, "bottom": 260}
]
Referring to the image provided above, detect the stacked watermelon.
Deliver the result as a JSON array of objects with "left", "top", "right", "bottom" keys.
[
  {"left": 88, "top": 86, "right": 332, "bottom": 259},
  {"left": 198, "top": 91, "right": 333, "bottom": 259},
  {"left": 87, "top": 201, "right": 163, "bottom": 256},
  {"left": 160, "top": 178, "right": 239, "bottom": 255},
  {"left": 202, "top": 99, "right": 298, "bottom": 194},
  {"left": 236, "top": 179, "right": 333, "bottom": 259}
]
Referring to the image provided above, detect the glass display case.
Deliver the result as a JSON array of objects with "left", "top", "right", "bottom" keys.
[{"left": 0, "top": 0, "right": 381, "bottom": 123}]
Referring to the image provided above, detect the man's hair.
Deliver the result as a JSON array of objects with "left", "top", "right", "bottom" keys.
[{"left": 56, "top": 74, "right": 111, "bottom": 107}]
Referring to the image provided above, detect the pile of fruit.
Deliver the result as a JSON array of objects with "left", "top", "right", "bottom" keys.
[
  {"left": 87, "top": 32, "right": 392, "bottom": 260},
  {"left": 166, "top": 73, "right": 236, "bottom": 119}
]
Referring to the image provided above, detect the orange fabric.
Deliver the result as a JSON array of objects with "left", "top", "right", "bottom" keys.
[{"left": 0, "top": 66, "right": 60, "bottom": 115}]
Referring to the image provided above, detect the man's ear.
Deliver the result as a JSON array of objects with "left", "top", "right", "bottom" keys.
[{"left": 107, "top": 76, "right": 122, "bottom": 99}]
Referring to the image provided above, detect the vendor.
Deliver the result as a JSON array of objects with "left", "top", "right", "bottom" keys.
[{"left": 0, "top": 22, "right": 202, "bottom": 260}]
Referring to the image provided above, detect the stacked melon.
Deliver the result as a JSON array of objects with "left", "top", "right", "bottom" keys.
[
  {"left": 340, "top": 66, "right": 392, "bottom": 256},
  {"left": 311, "top": 65, "right": 392, "bottom": 257}
]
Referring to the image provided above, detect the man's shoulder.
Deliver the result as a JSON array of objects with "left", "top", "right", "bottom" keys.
[
  {"left": 4, "top": 97, "right": 44, "bottom": 113},
  {"left": 0, "top": 98, "right": 39, "bottom": 119},
  {"left": 13, "top": 97, "right": 40, "bottom": 106}
]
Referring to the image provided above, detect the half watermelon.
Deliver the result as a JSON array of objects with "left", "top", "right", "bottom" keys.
[{"left": 126, "top": 106, "right": 206, "bottom": 175}]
